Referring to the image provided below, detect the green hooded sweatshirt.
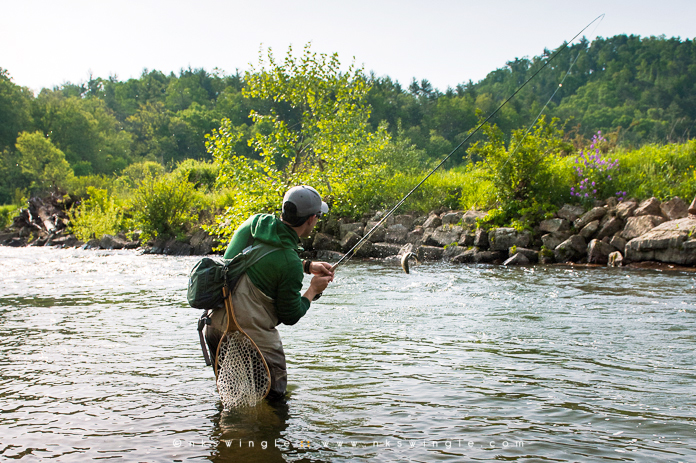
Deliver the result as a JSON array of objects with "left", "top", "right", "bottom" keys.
[{"left": 222, "top": 213, "right": 310, "bottom": 325}]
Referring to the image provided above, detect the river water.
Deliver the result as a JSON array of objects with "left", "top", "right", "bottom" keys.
[{"left": 1, "top": 246, "right": 695, "bottom": 462}]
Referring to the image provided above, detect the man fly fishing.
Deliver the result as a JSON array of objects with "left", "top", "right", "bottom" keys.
[{"left": 204, "top": 185, "right": 334, "bottom": 400}]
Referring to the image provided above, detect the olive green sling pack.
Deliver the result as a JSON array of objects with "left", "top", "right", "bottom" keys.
[{"left": 187, "top": 241, "right": 282, "bottom": 365}]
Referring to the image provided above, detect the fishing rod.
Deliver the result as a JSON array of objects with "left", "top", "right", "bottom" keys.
[{"left": 327, "top": 14, "right": 605, "bottom": 273}]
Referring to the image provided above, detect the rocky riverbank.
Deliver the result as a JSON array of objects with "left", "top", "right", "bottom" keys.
[{"left": 2, "top": 194, "right": 696, "bottom": 269}]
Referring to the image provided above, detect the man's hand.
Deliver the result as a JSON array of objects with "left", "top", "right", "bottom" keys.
[
  {"left": 309, "top": 261, "right": 335, "bottom": 280},
  {"left": 303, "top": 275, "right": 333, "bottom": 302}
]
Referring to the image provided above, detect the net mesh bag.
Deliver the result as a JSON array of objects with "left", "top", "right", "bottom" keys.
[{"left": 216, "top": 331, "right": 270, "bottom": 409}]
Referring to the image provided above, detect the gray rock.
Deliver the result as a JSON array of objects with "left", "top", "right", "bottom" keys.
[
  {"left": 510, "top": 247, "right": 538, "bottom": 263},
  {"left": 622, "top": 215, "right": 667, "bottom": 240},
  {"left": 474, "top": 228, "right": 489, "bottom": 248},
  {"left": 595, "top": 217, "right": 624, "bottom": 240},
  {"left": 462, "top": 210, "right": 487, "bottom": 226},
  {"left": 99, "top": 234, "right": 127, "bottom": 250},
  {"left": 339, "top": 222, "right": 364, "bottom": 240},
  {"left": 351, "top": 239, "right": 373, "bottom": 258},
  {"left": 385, "top": 224, "right": 409, "bottom": 244},
  {"left": 579, "top": 220, "right": 600, "bottom": 240},
  {"left": 587, "top": 239, "right": 615, "bottom": 264},
  {"left": 451, "top": 249, "right": 504, "bottom": 264},
  {"left": 340, "top": 231, "right": 362, "bottom": 253},
  {"left": 83, "top": 238, "right": 101, "bottom": 250},
  {"left": 315, "top": 250, "right": 344, "bottom": 262},
  {"left": 393, "top": 214, "right": 415, "bottom": 230},
  {"left": 539, "top": 218, "right": 570, "bottom": 234},
  {"left": 542, "top": 231, "right": 571, "bottom": 251},
  {"left": 164, "top": 239, "right": 193, "bottom": 256},
  {"left": 190, "top": 229, "right": 214, "bottom": 255},
  {"left": 574, "top": 207, "right": 607, "bottom": 230},
  {"left": 556, "top": 204, "right": 585, "bottom": 222},
  {"left": 313, "top": 232, "right": 343, "bottom": 252},
  {"left": 417, "top": 245, "right": 444, "bottom": 261},
  {"left": 615, "top": 200, "right": 638, "bottom": 220},
  {"left": 624, "top": 216, "right": 696, "bottom": 265},
  {"left": 634, "top": 197, "right": 663, "bottom": 217},
  {"left": 660, "top": 197, "right": 688, "bottom": 220},
  {"left": 422, "top": 214, "right": 442, "bottom": 229},
  {"left": 370, "top": 242, "right": 402, "bottom": 258},
  {"left": 605, "top": 197, "right": 618, "bottom": 208},
  {"left": 608, "top": 251, "right": 623, "bottom": 267},
  {"left": 428, "top": 225, "right": 464, "bottom": 247},
  {"left": 488, "top": 227, "right": 531, "bottom": 251},
  {"left": 406, "top": 227, "right": 425, "bottom": 244},
  {"left": 503, "top": 252, "right": 530, "bottom": 266},
  {"left": 441, "top": 211, "right": 464, "bottom": 226},
  {"left": 554, "top": 235, "right": 587, "bottom": 262},
  {"left": 365, "top": 221, "right": 386, "bottom": 242},
  {"left": 609, "top": 235, "right": 627, "bottom": 253},
  {"left": 459, "top": 231, "right": 475, "bottom": 246},
  {"left": 443, "top": 245, "right": 468, "bottom": 260},
  {"left": 369, "top": 211, "right": 395, "bottom": 227}
]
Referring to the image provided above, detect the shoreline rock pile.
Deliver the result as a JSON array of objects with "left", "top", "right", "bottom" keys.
[
  {"left": 2, "top": 194, "right": 695, "bottom": 268},
  {"left": 305, "top": 195, "right": 696, "bottom": 268}
]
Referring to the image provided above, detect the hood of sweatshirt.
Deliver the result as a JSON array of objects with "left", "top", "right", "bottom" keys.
[{"left": 248, "top": 213, "right": 300, "bottom": 249}]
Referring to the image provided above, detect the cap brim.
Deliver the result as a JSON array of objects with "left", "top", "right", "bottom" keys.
[{"left": 320, "top": 202, "right": 329, "bottom": 214}]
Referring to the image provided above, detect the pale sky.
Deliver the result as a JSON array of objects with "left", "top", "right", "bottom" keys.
[{"left": 2, "top": 0, "right": 696, "bottom": 94}]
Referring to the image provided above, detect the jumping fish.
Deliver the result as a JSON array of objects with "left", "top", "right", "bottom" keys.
[{"left": 400, "top": 252, "right": 417, "bottom": 274}]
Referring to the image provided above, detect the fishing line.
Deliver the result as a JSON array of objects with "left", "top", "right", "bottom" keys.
[
  {"left": 330, "top": 14, "right": 606, "bottom": 271},
  {"left": 498, "top": 15, "right": 604, "bottom": 172}
]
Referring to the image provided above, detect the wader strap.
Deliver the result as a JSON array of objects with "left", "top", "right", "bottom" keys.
[{"left": 197, "top": 310, "right": 212, "bottom": 366}]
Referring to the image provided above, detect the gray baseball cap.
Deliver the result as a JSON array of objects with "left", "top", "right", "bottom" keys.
[{"left": 282, "top": 185, "right": 329, "bottom": 216}]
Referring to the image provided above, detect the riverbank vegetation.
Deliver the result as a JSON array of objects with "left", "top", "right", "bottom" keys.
[{"left": 1, "top": 34, "right": 695, "bottom": 246}]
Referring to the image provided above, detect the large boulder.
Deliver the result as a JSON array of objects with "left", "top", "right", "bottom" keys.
[
  {"left": 503, "top": 252, "right": 530, "bottom": 266},
  {"left": 340, "top": 231, "right": 362, "bottom": 253},
  {"left": 556, "top": 204, "right": 585, "bottom": 222},
  {"left": 554, "top": 235, "right": 587, "bottom": 262},
  {"left": 615, "top": 200, "right": 638, "bottom": 220},
  {"left": 393, "top": 214, "right": 416, "bottom": 230},
  {"left": 461, "top": 210, "right": 486, "bottom": 226},
  {"left": 539, "top": 218, "right": 570, "bottom": 234},
  {"left": 488, "top": 228, "right": 531, "bottom": 252},
  {"left": 574, "top": 207, "right": 606, "bottom": 230},
  {"left": 579, "top": 220, "right": 600, "bottom": 240},
  {"left": 451, "top": 249, "right": 504, "bottom": 264},
  {"left": 99, "top": 234, "right": 127, "bottom": 250},
  {"left": 609, "top": 235, "right": 627, "bottom": 253},
  {"left": 595, "top": 217, "right": 624, "bottom": 240},
  {"left": 339, "top": 222, "right": 364, "bottom": 240},
  {"left": 510, "top": 247, "right": 538, "bottom": 263},
  {"left": 624, "top": 216, "right": 696, "bottom": 265},
  {"left": 422, "top": 214, "right": 442, "bottom": 229},
  {"left": 474, "top": 228, "right": 489, "bottom": 248},
  {"left": 370, "top": 242, "right": 402, "bottom": 258},
  {"left": 190, "top": 229, "right": 214, "bottom": 255},
  {"left": 416, "top": 245, "right": 444, "bottom": 261},
  {"left": 587, "top": 239, "right": 615, "bottom": 264},
  {"left": 660, "top": 197, "right": 688, "bottom": 220},
  {"left": 441, "top": 211, "right": 463, "bottom": 225},
  {"left": 313, "top": 232, "right": 343, "bottom": 252},
  {"left": 622, "top": 215, "right": 667, "bottom": 241},
  {"left": 443, "top": 244, "right": 468, "bottom": 260},
  {"left": 542, "top": 231, "right": 572, "bottom": 251},
  {"left": 385, "top": 224, "right": 409, "bottom": 244},
  {"left": 164, "top": 239, "right": 193, "bottom": 256},
  {"left": 427, "top": 225, "right": 464, "bottom": 247},
  {"left": 365, "top": 221, "right": 386, "bottom": 242},
  {"left": 633, "top": 197, "right": 662, "bottom": 217}
]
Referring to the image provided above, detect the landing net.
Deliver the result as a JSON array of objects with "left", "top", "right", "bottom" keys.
[{"left": 216, "top": 331, "right": 270, "bottom": 409}]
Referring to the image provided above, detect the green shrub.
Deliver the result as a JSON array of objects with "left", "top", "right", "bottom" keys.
[
  {"left": 0, "top": 204, "right": 19, "bottom": 230},
  {"left": 130, "top": 173, "right": 201, "bottom": 242},
  {"left": 68, "top": 187, "right": 124, "bottom": 241},
  {"left": 172, "top": 159, "right": 219, "bottom": 192}
]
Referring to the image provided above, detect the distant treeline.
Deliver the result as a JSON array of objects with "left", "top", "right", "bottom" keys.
[{"left": 1, "top": 34, "right": 695, "bottom": 204}]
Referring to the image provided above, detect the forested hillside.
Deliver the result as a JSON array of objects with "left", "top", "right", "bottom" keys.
[{"left": 1, "top": 34, "right": 695, "bottom": 204}]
